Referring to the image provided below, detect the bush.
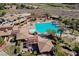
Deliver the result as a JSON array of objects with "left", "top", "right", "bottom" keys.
[
  {"left": 0, "top": 10, "right": 6, "bottom": 17},
  {"left": 17, "top": 41, "right": 21, "bottom": 46},
  {"left": 58, "top": 37, "right": 64, "bottom": 43},
  {"left": 16, "top": 47, "right": 20, "bottom": 53},
  {"left": 31, "top": 17, "right": 36, "bottom": 21},
  {"left": 14, "top": 47, "right": 20, "bottom": 54},
  {"left": 32, "top": 51, "right": 38, "bottom": 55},
  {"left": 58, "top": 16, "right": 62, "bottom": 21},
  {"left": 47, "top": 29, "right": 55, "bottom": 35},
  {"left": 72, "top": 43, "right": 79, "bottom": 52},
  {"left": 20, "top": 4, "right": 26, "bottom": 9},
  {"left": 0, "top": 37, "right": 5, "bottom": 46},
  {"left": 0, "top": 4, "right": 6, "bottom": 10}
]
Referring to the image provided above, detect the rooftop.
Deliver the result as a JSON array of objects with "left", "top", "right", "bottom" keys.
[{"left": 38, "top": 39, "right": 54, "bottom": 53}]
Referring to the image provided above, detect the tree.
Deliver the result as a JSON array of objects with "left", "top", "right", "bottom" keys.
[
  {"left": 58, "top": 16, "right": 62, "bottom": 21},
  {"left": 58, "top": 28, "right": 64, "bottom": 37},
  {"left": 20, "top": 4, "right": 26, "bottom": 9},
  {"left": 47, "top": 29, "right": 58, "bottom": 43},
  {"left": 44, "top": 13, "right": 50, "bottom": 19},
  {"left": 72, "top": 42, "right": 79, "bottom": 56}
]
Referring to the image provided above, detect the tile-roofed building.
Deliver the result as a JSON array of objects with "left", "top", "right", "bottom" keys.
[
  {"left": 4, "top": 5, "right": 11, "bottom": 9},
  {"left": 4, "top": 5, "right": 17, "bottom": 10},
  {"left": 16, "top": 32, "right": 26, "bottom": 40},
  {"left": 0, "top": 30, "right": 12, "bottom": 36},
  {"left": 18, "top": 13, "right": 31, "bottom": 17},
  {"left": 27, "top": 35, "right": 38, "bottom": 44},
  {"left": 0, "top": 25, "right": 13, "bottom": 31},
  {"left": 13, "top": 24, "right": 28, "bottom": 40},
  {"left": 11, "top": 5, "right": 17, "bottom": 10},
  {"left": 12, "top": 25, "right": 19, "bottom": 31},
  {"left": 11, "top": 25, "right": 20, "bottom": 37},
  {"left": 4, "top": 15, "right": 18, "bottom": 21},
  {"left": 38, "top": 39, "right": 54, "bottom": 53}
]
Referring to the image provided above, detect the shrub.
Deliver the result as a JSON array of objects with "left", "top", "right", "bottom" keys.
[
  {"left": 0, "top": 37, "right": 5, "bottom": 47},
  {"left": 14, "top": 47, "right": 20, "bottom": 54},
  {"left": 0, "top": 4, "right": 6, "bottom": 10},
  {"left": 54, "top": 44, "right": 67, "bottom": 56},
  {"left": 31, "top": 17, "right": 36, "bottom": 21},
  {"left": 16, "top": 47, "right": 20, "bottom": 53},
  {"left": 47, "top": 29, "right": 55, "bottom": 35},
  {"left": 0, "top": 10, "right": 6, "bottom": 17}
]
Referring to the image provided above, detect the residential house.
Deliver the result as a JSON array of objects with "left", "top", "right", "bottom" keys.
[
  {"left": 4, "top": 5, "right": 11, "bottom": 9},
  {"left": 0, "top": 25, "right": 13, "bottom": 31}
]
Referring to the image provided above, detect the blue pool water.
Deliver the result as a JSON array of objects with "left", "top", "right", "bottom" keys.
[{"left": 35, "top": 22, "right": 60, "bottom": 35}]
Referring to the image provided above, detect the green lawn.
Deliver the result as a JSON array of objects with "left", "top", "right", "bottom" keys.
[
  {"left": 62, "top": 37, "right": 79, "bottom": 51},
  {"left": 63, "top": 37, "right": 73, "bottom": 44},
  {"left": 3, "top": 45, "right": 16, "bottom": 56},
  {"left": 54, "top": 44, "right": 67, "bottom": 56},
  {"left": 3, "top": 43, "right": 34, "bottom": 56}
]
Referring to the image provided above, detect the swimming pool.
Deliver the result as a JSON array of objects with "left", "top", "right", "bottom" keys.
[{"left": 35, "top": 22, "right": 61, "bottom": 36}]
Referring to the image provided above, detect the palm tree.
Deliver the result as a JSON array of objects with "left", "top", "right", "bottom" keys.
[
  {"left": 58, "top": 27, "right": 64, "bottom": 37},
  {"left": 47, "top": 29, "right": 56, "bottom": 37},
  {"left": 47, "top": 29, "right": 59, "bottom": 43}
]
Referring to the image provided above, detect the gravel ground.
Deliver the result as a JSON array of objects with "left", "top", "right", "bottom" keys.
[
  {"left": 0, "top": 51, "right": 9, "bottom": 56},
  {"left": 16, "top": 8, "right": 79, "bottom": 19}
]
